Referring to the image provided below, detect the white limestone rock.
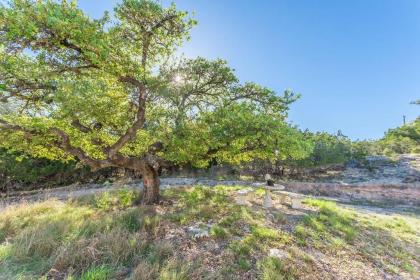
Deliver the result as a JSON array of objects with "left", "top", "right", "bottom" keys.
[
  {"left": 187, "top": 226, "right": 209, "bottom": 239},
  {"left": 268, "top": 248, "right": 288, "bottom": 259}
]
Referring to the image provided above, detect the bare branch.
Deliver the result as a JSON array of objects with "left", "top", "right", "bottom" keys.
[{"left": 49, "top": 127, "right": 111, "bottom": 170}]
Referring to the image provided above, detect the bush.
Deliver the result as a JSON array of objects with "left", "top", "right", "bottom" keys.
[
  {"left": 95, "top": 192, "right": 114, "bottom": 210},
  {"left": 0, "top": 149, "right": 80, "bottom": 191},
  {"left": 117, "top": 188, "right": 137, "bottom": 208},
  {"left": 377, "top": 118, "right": 419, "bottom": 156}
]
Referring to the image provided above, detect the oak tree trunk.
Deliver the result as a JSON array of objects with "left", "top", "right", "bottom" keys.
[{"left": 142, "top": 164, "right": 160, "bottom": 205}]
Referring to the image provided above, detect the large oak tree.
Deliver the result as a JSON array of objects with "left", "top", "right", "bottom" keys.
[{"left": 0, "top": 0, "right": 310, "bottom": 204}]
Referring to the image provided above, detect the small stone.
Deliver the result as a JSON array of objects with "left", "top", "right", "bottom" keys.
[
  {"left": 268, "top": 248, "right": 288, "bottom": 259},
  {"left": 235, "top": 189, "right": 253, "bottom": 205},
  {"left": 291, "top": 198, "right": 302, "bottom": 209},
  {"left": 187, "top": 226, "right": 209, "bottom": 239}
]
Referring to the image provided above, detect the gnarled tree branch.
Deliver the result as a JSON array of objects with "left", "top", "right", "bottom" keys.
[{"left": 0, "top": 119, "right": 112, "bottom": 171}]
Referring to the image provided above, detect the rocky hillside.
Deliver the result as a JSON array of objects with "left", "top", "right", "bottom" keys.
[{"left": 337, "top": 154, "right": 420, "bottom": 184}]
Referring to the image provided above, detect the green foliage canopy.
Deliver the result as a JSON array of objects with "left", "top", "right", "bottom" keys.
[
  {"left": 0, "top": 0, "right": 309, "bottom": 176},
  {"left": 378, "top": 118, "right": 420, "bottom": 155}
]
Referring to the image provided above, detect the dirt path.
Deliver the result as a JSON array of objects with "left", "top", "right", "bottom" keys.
[{"left": 1, "top": 177, "right": 418, "bottom": 216}]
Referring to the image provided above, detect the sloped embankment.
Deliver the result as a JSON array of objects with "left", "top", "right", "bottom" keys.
[{"left": 283, "top": 182, "right": 420, "bottom": 206}]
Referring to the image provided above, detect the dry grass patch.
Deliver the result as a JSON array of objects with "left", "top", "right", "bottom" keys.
[{"left": 0, "top": 187, "right": 418, "bottom": 279}]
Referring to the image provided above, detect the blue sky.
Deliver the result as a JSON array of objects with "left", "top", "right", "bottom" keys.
[{"left": 79, "top": 0, "right": 420, "bottom": 140}]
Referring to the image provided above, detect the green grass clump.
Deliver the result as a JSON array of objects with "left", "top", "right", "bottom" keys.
[
  {"left": 212, "top": 185, "right": 244, "bottom": 192},
  {"left": 229, "top": 241, "right": 252, "bottom": 271},
  {"left": 146, "top": 241, "right": 174, "bottom": 265},
  {"left": 165, "top": 187, "right": 230, "bottom": 225},
  {"left": 117, "top": 188, "right": 137, "bottom": 208},
  {"left": 254, "top": 188, "right": 266, "bottom": 196},
  {"left": 273, "top": 212, "right": 287, "bottom": 224},
  {"left": 251, "top": 225, "right": 282, "bottom": 241},
  {"left": 79, "top": 265, "right": 113, "bottom": 280},
  {"left": 210, "top": 225, "right": 229, "bottom": 239},
  {"left": 93, "top": 189, "right": 140, "bottom": 211},
  {"left": 95, "top": 192, "right": 113, "bottom": 210},
  {"left": 230, "top": 240, "right": 252, "bottom": 258},
  {"left": 159, "top": 258, "right": 191, "bottom": 280},
  {"left": 297, "top": 199, "right": 357, "bottom": 246},
  {"left": 117, "top": 208, "right": 143, "bottom": 232},
  {"left": 258, "top": 257, "right": 297, "bottom": 280},
  {"left": 0, "top": 243, "right": 11, "bottom": 261},
  {"left": 227, "top": 223, "right": 289, "bottom": 273},
  {"left": 214, "top": 205, "right": 261, "bottom": 237}
]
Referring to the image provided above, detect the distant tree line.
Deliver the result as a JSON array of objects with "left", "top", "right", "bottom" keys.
[{"left": 372, "top": 118, "right": 420, "bottom": 156}]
